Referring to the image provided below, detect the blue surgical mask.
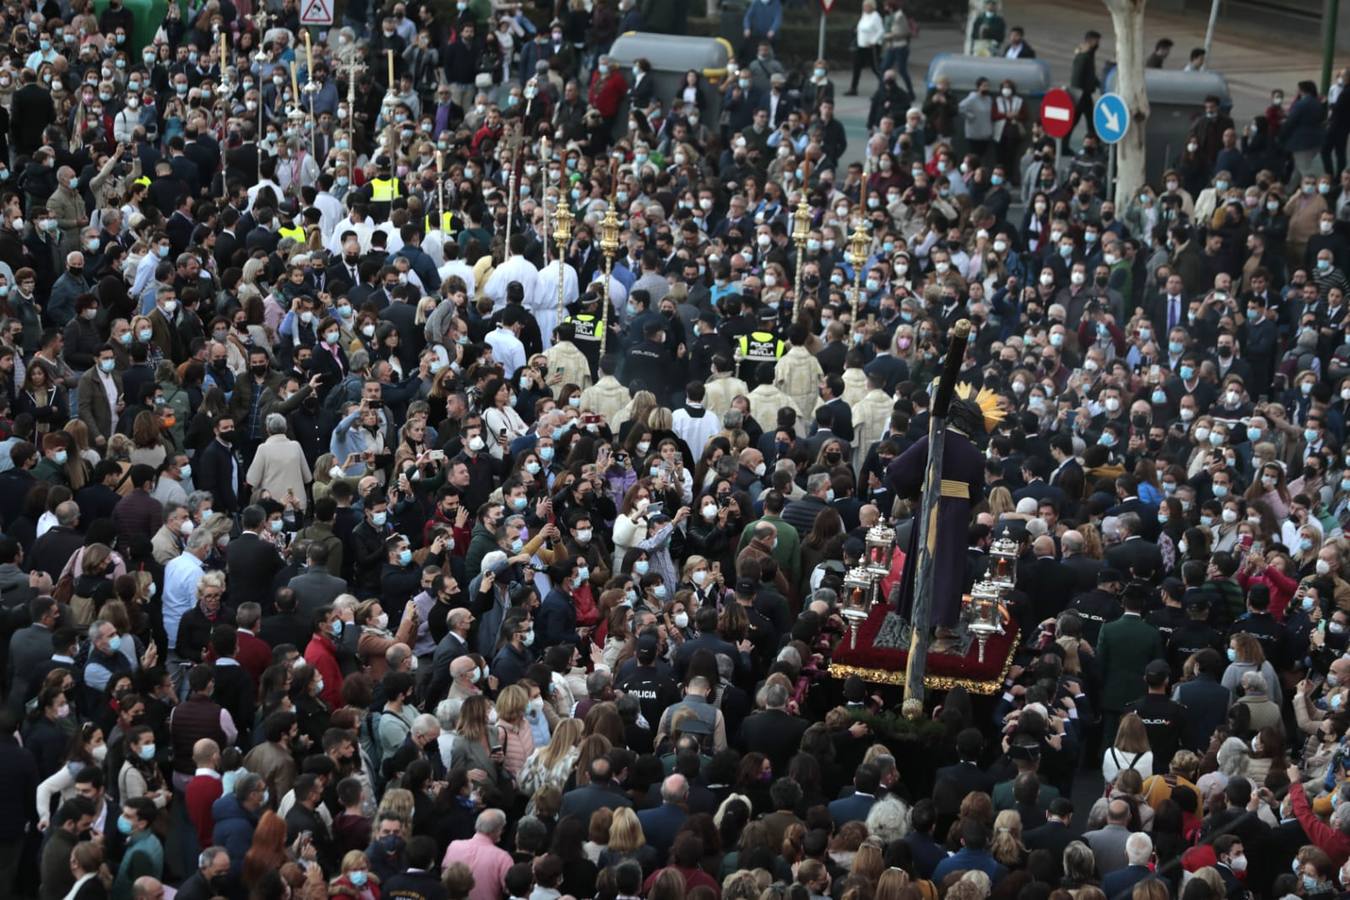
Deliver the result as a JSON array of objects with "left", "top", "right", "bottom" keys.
[
  {"left": 576, "top": 566, "right": 589, "bottom": 582},
  {"left": 107, "top": 634, "right": 122, "bottom": 653},
  {"left": 1179, "top": 365, "right": 1195, "bottom": 380},
  {"left": 398, "top": 548, "right": 413, "bottom": 566},
  {"left": 1227, "top": 647, "right": 1237, "bottom": 662},
  {"left": 331, "top": 619, "right": 344, "bottom": 636},
  {"left": 1151, "top": 389, "right": 1167, "bottom": 405},
  {"left": 1168, "top": 340, "right": 1184, "bottom": 355},
  {"left": 634, "top": 560, "right": 650, "bottom": 575},
  {"left": 511, "top": 496, "right": 528, "bottom": 511},
  {"left": 371, "top": 511, "right": 387, "bottom": 526},
  {"left": 117, "top": 814, "right": 134, "bottom": 835}
]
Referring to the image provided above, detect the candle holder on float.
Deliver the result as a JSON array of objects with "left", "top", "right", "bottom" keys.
[
  {"left": 863, "top": 524, "right": 895, "bottom": 581},
  {"left": 963, "top": 579, "right": 1010, "bottom": 663},
  {"left": 988, "top": 528, "right": 1019, "bottom": 589},
  {"left": 841, "top": 565, "right": 879, "bottom": 650}
]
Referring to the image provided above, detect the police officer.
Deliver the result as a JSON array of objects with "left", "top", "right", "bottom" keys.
[
  {"left": 616, "top": 633, "right": 680, "bottom": 728},
  {"left": 1123, "top": 659, "right": 1188, "bottom": 776},
  {"left": 366, "top": 155, "right": 403, "bottom": 223},
  {"left": 563, "top": 292, "right": 605, "bottom": 375},
  {"left": 1146, "top": 577, "right": 1189, "bottom": 646},
  {"left": 1228, "top": 583, "right": 1293, "bottom": 670},
  {"left": 1068, "top": 568, "right": 1124, "bottom": 647},
  {"left": 688, "top": 310, "right": 732, "bottom": 384},
  {"left": 1167, "top": 596, "right": 1223, "bottom": 676},
  {"left": 735, "top": 305, "right": 785, "bottom": 382},
  {"left": 627, "top": 320, "right": 675, "bottom": 401}
]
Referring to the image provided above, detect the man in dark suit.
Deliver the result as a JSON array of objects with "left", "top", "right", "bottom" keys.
[
  {"left": 289, "top": 543, "right": 350, "bottom": 620},
  {"left": 1013, "top": 457, "right": 1066, "bottom": 508},
  {"left": 738, "top": 683, "right": 810, "bottom": 777},
  {"left": 1212, "top": 834, "right": 1252, "bottom": 900},
  {"left": 1102, "top": 832, "right": 1158, "bottom": 899},
  {"left": 10, "top": 69, "right": 54, "bottom": 156},
  {"left": 1107, "top": 475, "right": 1160, "bottom": 543},
  {"left": 195, "top": 415, "right": 242, "bottom": 514},
  {"left": 1047, "top": 435, "right": 1084, "bottom": 506},
  {"left": 1023, "top": 798, "right": 1078, "bottom": 882},
  {"left": 1060, "top": 530, "right": 1105, "bottom": 594},
  {"left": 636, "top": 774, "right": 690, "bottom": 865},
  {"left": 803, "top": 408, "right": 853, "bottom": 463},
  {"left": 816, "top": 373, "right": 854, "bottom": 442},
  {"left": 673, "top": 606, "right": 750, "bottom": 682},
  {"left": 225, "top": 506, "right": 285, "bottom": 610},
  {"left": 863, "top": 331, "right": 908, "bottom": 394},
  {"left": 260, "top": 588, "right": 309, "bottom": 652},
  {"left": 934, "top": 728, "right": 996, "bottom": 799},
  {"left": 206, "top": 625, "right": 256, "bottom": 742},
  {"left": 827, "top": 763, "right": 881, "bottom": 827},
  {"left": 1019, "top": 536, "right": 1078, "bottom": 624},
  {"left": 559, "top": 756, "right": 633, "bottom": 825},
  {"left": 1105, "top": 512, "right": 1165, "bottom": 583}
]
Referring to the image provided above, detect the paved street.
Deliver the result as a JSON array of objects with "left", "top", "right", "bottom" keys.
[{"left": 829, "top": 0, "right": 1324, "bottom": 167}]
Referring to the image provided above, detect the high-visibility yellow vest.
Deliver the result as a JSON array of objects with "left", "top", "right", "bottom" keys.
[
  {"left": 425, "top": 211, "right": 454, "bottom": 234},
  {"left": 133, "top": 175, "right": 151, "bottom": 187},
  {"left": 738, "top": 331, "right": 784, "bottom": 362},
  {"left": 371, "top": 177, "right": 400, "bottom": 202},
  {"left": 278, "top": 224, "right": 305, "bottom": 243}
]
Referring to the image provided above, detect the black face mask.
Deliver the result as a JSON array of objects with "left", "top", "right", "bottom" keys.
[
  {"left": 250, "top": 364, "right": 269, "bottom": 377},
  {"left": 212, "top": 359, "right": 228, "bottom": 371}
]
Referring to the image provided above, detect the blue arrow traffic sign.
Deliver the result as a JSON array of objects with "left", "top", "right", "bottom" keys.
[{"left": 1093, "top": 92, "right": 1130, "bottom": 145}]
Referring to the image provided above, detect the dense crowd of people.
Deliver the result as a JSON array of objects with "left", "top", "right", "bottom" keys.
[{"left": 0, "top": 2, "right": 1344, "bottom": 900}]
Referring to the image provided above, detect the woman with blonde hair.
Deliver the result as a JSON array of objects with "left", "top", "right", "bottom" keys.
[
  {"left": 873, "top": 869, "right": 911, "bottom": 900},
  {"left": 1078, "top": 523, "right": 1105, "bottom": 559},
  {"left": 448, "top": 696, "right": 506, "bottom": 787},
  {"left": 493, "top": 685, "right": 535, "bottom": 780},
  {"left": 1102, "top": 713, "right": 1153, "bottom": 782},
  {"left": 518, "top": 717, "right": 584, "bottom": 804},
  {"left": 989, "top": 809, "right": 1026, "bottom": 869},
  {"left": 327, "top": 848, "right": 378, "bottom": 898},
  {"left": 987, "top": 486, "right": 1016, "bottom": 518},
  {"left": 62, "top": 420, "right": 99, "bottom": 468},
  {"left": 597, "top": 806, "right": 658, "bottom": 874},
  {"left": 850, "top": 842, "right": 884, "bottom": 883}
]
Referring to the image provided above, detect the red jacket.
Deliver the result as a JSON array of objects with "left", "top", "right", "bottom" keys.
[
  {"left": 588, "top": 70, "right": 628, "bottom": 119},
  {"left": 185, "top": 772, "right": 223, "bottom": 848},
  {"left": 303, "top": 632, "right": 345, "bottom": 709},
  {"left": 1238, "top": 563, "right": 1298, "bottom": 621},
  {"left": 1292, "top": 781, "right": 1350, "bottom": 867},
  {"left": 236, "top": 629, "right": 273, "bottom": 685}
]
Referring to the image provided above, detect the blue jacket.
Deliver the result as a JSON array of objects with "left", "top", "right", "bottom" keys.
[
  {"left": 211, "top": 793, "right": 259, "bottom": 876},
  {"left": 637, "top": 802, "right": 688, "bottom": 864},
  {"left": 1281, "top": 94, "right": 1326, "bottom": 152},
  {"left": 1102, "top": 865, "right": 1153, "bottom": 899},
  {"left": 393, "top": 244, "right": 441, "bottom": 297},
  {"left": 741, "top": 0, "right": 782, "bottom": 37},
  {"left": 828, "top": 791, "right": 877, "bottom": 828},
  {"left": 933, "top": 848, "right": 1007, "bottom": 885},
  {"left": 537, "top": 589, "right": 581, "bottom": 648}
]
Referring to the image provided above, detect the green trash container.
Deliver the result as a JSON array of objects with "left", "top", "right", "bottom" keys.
[{"left": 91, "top": 0, "right": 170, "bottom": 56}]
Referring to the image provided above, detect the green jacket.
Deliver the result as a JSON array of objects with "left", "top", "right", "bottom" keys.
[
  {"left": 738, "top": 514, "right": 801, "bottom": 587},
  {"left": 465, "top": 521, "right": 500, "bottom": 580},
  {"left": 992, "top": 777, "right": 1060, "bottom": 811},
  {"left": 1097, "top": 612, "right": 1164, "bottom": 712}
]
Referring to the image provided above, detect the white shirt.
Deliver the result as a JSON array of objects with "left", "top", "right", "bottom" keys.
[
  {"left": 484, "top": 255, "right": 541, "bottom": 313},
  {"left": 314, "top": 191, "right": 344, "bottom": 235},
  {"left": 163, "top": 552, "right": 205, "bottom": 648},
  {"left": 439, "top": 259, "right": 476, "bottom": 298},
  {"left": 485, "top": 326, "right": 526, "bottom": 378},
  {"left": 672, "top": 406, "right": 719, "bottom": 455},
  {"left": 531, "top": 259, "right": 579, "bottom": 312},
  {"left": 326, "top": 217, "right": 375, "bottom": 255}
]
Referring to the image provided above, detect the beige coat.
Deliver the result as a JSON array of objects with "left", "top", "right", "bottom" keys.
[
  {"left": 774, "top": 346, "right": 824, "bottom": 421},
  {"left": 852, "top": 388, "right": 894, "bottom": 470},
  {"left": 246, "top": 434, "right": 314, "bottom": 509},
  {"left": 580, "top": 375, "right": 631, "bottom": 423},
  {"left": 703, "top": 373, "right": 749, "bottom": 417},
  {"left": 746, "top": 384, "right": 802, "bottom": 437},
  {"left": 46, "top": 185, "right": 85, "bottom": 255},
  {"left": 543, "top": 340, "right": 593, "bottom": 395}
]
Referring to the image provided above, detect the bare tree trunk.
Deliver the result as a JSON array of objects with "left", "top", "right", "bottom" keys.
[{"left": 1103, "top": 0, "right": 1149, "bottom": 208}]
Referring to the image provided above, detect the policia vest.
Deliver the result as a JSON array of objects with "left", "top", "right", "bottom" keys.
[
  {"left": 735, "top": 330, "right": 785, "bottom": 381},
  {"left": 564, "top": 313, "right": 602, "bottom": 372},
  {"left": 278, "top": 224, "right": 305, "bottom": 244},
  {"left": 369, "top": 176, "right": 401, "bottom": 222}
]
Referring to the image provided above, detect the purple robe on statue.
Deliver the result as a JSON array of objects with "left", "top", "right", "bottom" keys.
[{"left": 885, "top": 430, "right": 985, "bottom": 629}]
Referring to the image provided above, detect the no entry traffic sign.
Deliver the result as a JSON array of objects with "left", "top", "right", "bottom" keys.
[{"left": 1040, "top": 88, "right": 1076, "bottom": 140}]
